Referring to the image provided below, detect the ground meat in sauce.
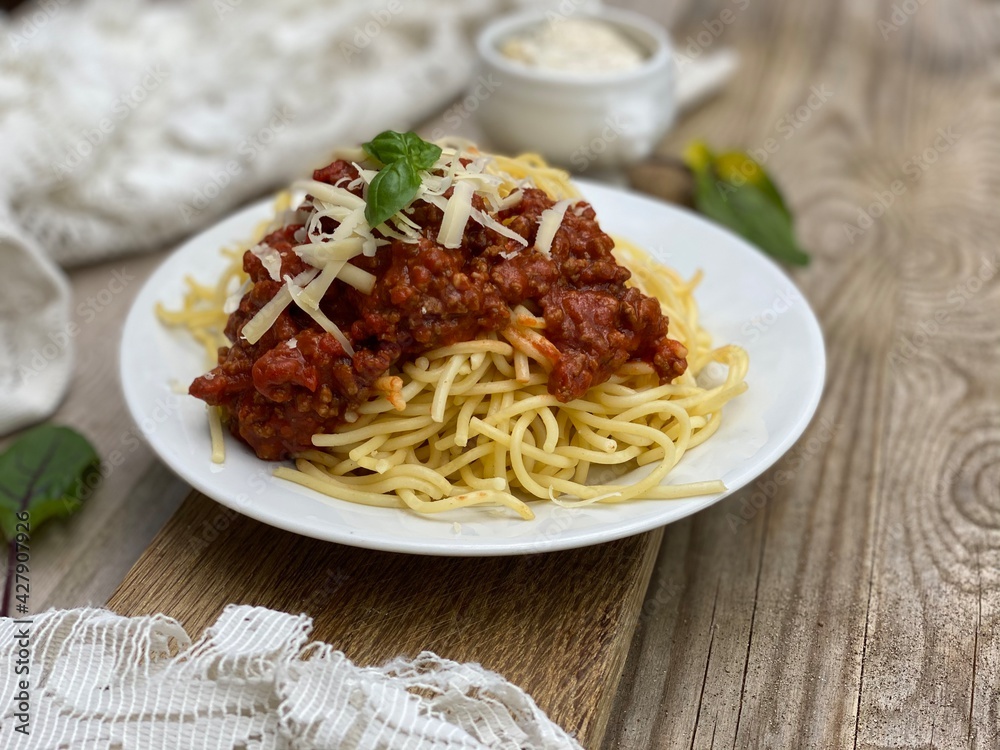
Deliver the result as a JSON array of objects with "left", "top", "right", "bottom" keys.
[{"left": 189, "top": 160, "right": 688, "bottom": 460}]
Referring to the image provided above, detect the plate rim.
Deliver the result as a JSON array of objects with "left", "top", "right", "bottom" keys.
[{"left": 120, "top": 179, "right": 826, "bottom": 556}]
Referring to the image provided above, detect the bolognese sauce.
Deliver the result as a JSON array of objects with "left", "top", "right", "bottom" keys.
[{"left": 189, "top": 160, "right": 687, "bottom": 460}]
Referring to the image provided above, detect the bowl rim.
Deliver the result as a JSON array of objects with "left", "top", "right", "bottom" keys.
[{"left": 476, "top": 6, "right": 673, "bottom": 86}]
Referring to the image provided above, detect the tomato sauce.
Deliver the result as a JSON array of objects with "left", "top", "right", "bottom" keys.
[{"left": 190, "top": 160, "right": 687, "bottom": 460}]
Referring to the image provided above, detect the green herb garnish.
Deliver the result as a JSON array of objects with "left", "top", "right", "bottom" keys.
[
  {"left": 683, "top": 141, "right": 809, "bottom": 266},
  {"left": 362, "top": 131, "right": 443, "bottom": 228},
  {"left": 0, "top": 425, "right": 99, "bottom": 617}
]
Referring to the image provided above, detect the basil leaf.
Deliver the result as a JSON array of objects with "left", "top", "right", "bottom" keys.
[
  {"left": 685, "top": 143, "right": 809, "bottom": 267},
  {"left": 363, "top": 131, "right": 411, "bottom": 165},
  {"left": 0, "top": 425, "right": 99, "bottom": 539},
  {"left": 363, "top": 131, "right": 441, "bottom": 171},
  {"left": 692, "top": 166, "right": 743, "bottom": 234},
  {"left": 723, "top": 181, "right": 809, "bottom": 266},
  {"left": 361, "top": 131, "right": 442, "bottom": 227},
  {"left": 715, "top": 151, "right": 791, "bottom": 221},
  {"left": 365, "top": 159, "right": 421, "bottom": 228},
  {"left": 750, "top": 168, "right": 791, "bottom": 220},
  {"left": 693, "top": 168, "right": 809, "bottom": 266},
  {"left": 407, "top": 138, "right": 443, "bottom": 171}
]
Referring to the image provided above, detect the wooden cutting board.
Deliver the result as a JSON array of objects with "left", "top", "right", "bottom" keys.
[{"left": 107, "top": 491, "right": 662, "bottom": 747}]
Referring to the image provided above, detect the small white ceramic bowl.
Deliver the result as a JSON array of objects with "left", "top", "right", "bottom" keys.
[{"left": 474, "top": 7, "right": 675, "bottom": 173}]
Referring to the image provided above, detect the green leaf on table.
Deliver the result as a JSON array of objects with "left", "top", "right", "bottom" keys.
[
  {"left": 361, "top": 130, "right": 442, "bottom": 227},
  {"left": 0, "top": 425, "right": 99, "bottom": 539},
  {"left": 714, "top": 151, "right": 792, "bottom": 221},
  {"left": 684, "top": 141, "right": 809, "bottom": 266}
]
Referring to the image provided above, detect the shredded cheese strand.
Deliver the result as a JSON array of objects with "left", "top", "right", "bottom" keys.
[
  {"left": 438, "top": 181, "right": 476, "bottom": 248},
  {"left": 241, "top": 268, "right": 319, "bottom": 344},
  {"left": 242, "top": 142, "right": 582, "bottom": 352},
  {"left": 293, "top": 180, "right": 366, "bottom": 211},
  {"left": 285, "top": 275, "right": 355, "bottom": 356},
  {"left": 534, "top": 200, "right": 571, "bottom": 256}
]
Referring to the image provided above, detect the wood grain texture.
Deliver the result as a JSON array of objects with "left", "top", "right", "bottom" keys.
[
  {"left": 108, "top": 492, "right": 662, "bottom": 747},
  {"left": 604, "top": 0, "right": 1000, "bottom": 748}
]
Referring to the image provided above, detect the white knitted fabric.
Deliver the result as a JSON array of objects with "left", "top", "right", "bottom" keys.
[{"left": 0, "top": 606, "right": 582, "bottom": 749}]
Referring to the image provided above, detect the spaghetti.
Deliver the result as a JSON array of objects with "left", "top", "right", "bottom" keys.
[{"left": 157, "top": 139, "right": 748, "bottom": 520}]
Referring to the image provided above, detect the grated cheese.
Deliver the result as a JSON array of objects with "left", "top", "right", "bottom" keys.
[
  {"left": 241, "top": 268, "right": 318, "bottom": 344},
  {"left": 293, "top": 180, "right": 366, "bottom": 211},
  {"left": 238, "top": 141, "right": 580, "bottom": 354},
  {"left": 335, "top": 208, "right": 366, "bottom": 241},
  {"left": 293, "top": 237, "right": 364, "bottom": 265},
  {"left": 250, "top": 244, "right": 283, "bottom": 281},
  {"left": 438, "top": 181, "right": 475, "bottom": 248},
  {"left": 388, "top": 216, "right": 421, "bottom": 242},
  {"left": 286, "top": 274, "right": 355, "bottom": 355},
  {"left": 473, "top": 207, "right": 529, "bottom": 247},
  {"left": 534, "top": 200, "right": 571, "bottom": 256},
  {"left": 338, "top": 264, "right": 376, "bottom": 294},
  {"left": 376, "top": 224, "right": 412, "bottom": 241},
  {"left": 350, "top": 163, "right": 379, "bottom": 186},
  {"left": 299, "top": 260, "right": 347, "bottom": 310},
  {"left": 498, "top": 190, "right": 523, "bottom": 211},
  {"left": 224, "top": 279, "right": 251, "bottom": 314}
]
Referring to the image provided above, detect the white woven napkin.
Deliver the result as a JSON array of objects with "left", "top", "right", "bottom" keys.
[{"left": 0, "top": 606, "right": 582, "bottom": 749}]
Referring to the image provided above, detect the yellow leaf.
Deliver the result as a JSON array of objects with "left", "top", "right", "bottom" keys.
[
  {"left": 716, "top": 152, "right": 766, "bottom": 188},
  {"left": 682, "top": 141, "right": 715, "bottom": 173}
]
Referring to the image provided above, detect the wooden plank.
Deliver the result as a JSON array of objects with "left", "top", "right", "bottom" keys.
[
  {"left": 603, "top": 0, "right": 1000, "bottom": 748},
  {"left": 108, "top": 492, "right": 663, "bottom": 747},
  {"left": 851, "top": 0, "right": 1000, "bottom": 743}
]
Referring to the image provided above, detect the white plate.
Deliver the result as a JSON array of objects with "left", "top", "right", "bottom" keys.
[{"left": 121, "top": 181, "right": 825, "bottom": 556}]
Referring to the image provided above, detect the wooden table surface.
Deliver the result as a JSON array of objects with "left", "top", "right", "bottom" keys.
[{"left": 9, "top": 0, "right": 1000, "bottom": 747}]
